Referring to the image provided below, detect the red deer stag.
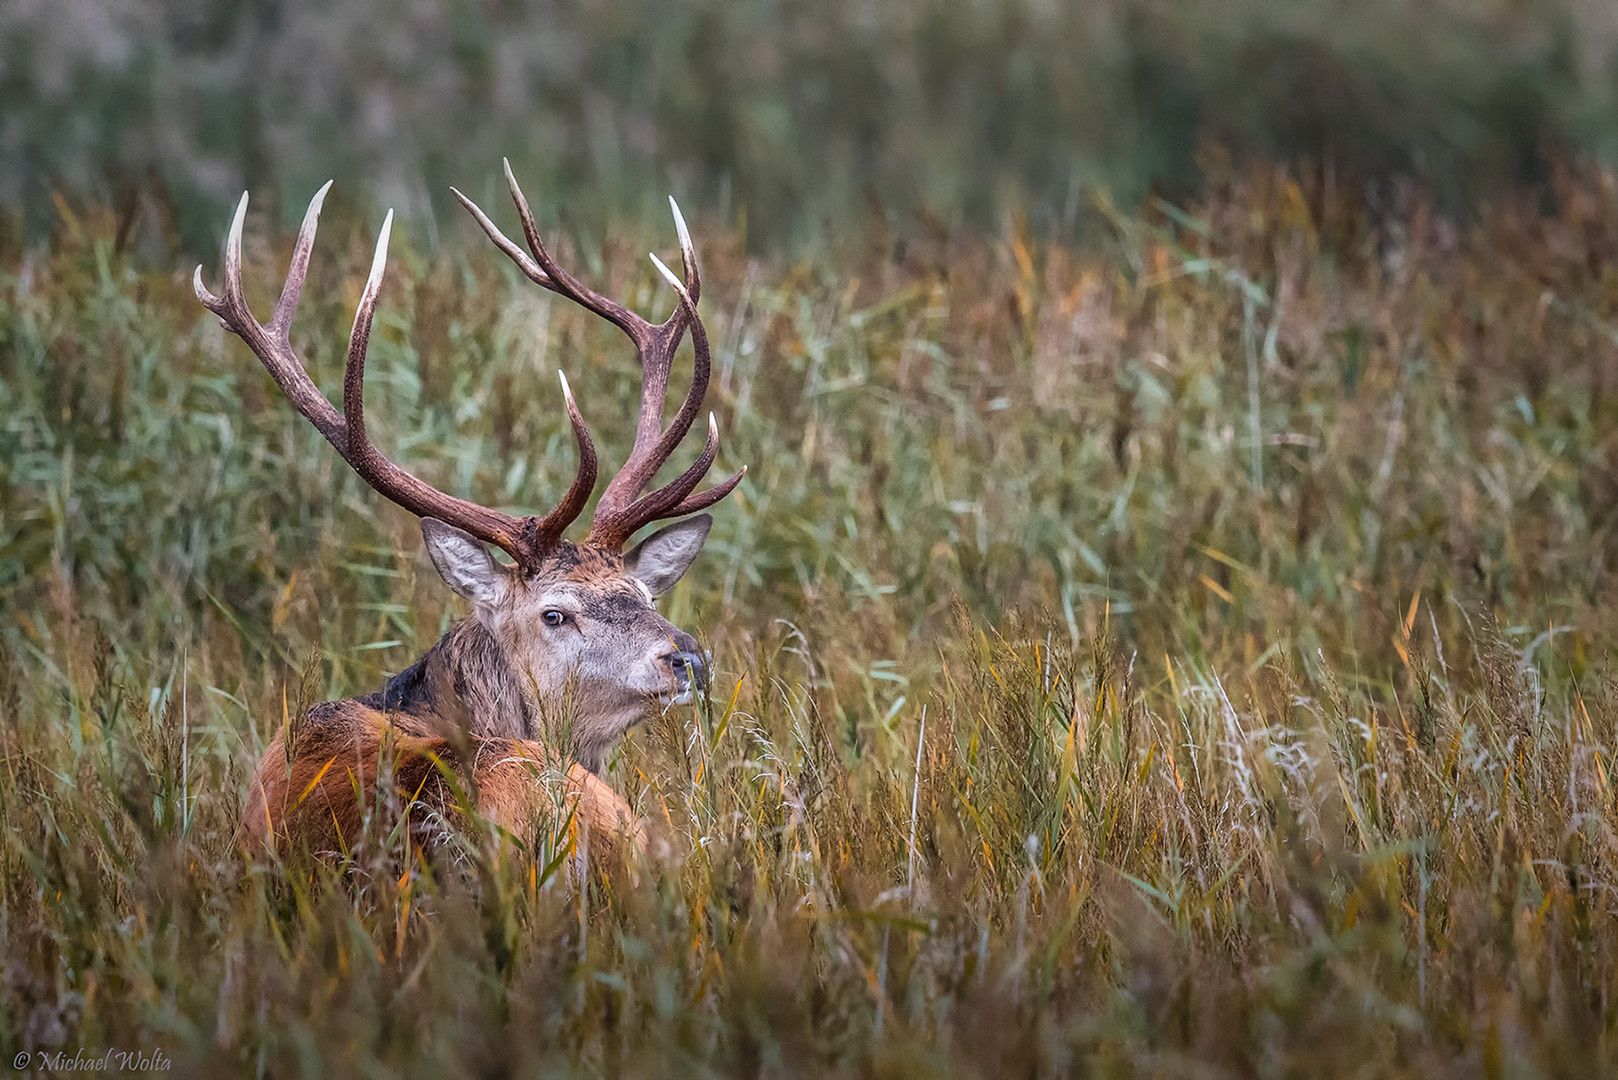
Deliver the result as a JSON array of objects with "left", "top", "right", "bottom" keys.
[{"left": 194, "top": 163, "right": 742, "bottom": 861}]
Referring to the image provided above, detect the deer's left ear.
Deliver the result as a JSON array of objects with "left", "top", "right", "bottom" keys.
[{"left": 624, "top": 515, "right": 712, "bottom": 597}]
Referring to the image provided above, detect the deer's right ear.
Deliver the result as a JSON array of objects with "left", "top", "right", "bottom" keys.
[
  {"left": 624, "top": 514, "right": 712, "bottom": 597},
  {"left": 421, "top": 518, "right": 509, "bottom": 606}
]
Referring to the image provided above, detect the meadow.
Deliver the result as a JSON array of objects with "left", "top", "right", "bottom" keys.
[{"left": 3, "top": 160, "right": 1618, "bottom": 1075}]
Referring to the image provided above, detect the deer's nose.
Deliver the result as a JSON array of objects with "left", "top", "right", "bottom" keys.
[
  {"left": 670, "top": 651, "right": 707, "bottom": 691},
  {"left": 665, "top": 631, "right": 707, "bottom": 691}
]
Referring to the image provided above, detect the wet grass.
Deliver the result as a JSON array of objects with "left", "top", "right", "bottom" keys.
[{"left": 3, "top": 161, "right": 1618, "bottom": 1075}]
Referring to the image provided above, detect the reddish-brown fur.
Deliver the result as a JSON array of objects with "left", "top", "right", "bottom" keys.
[{"left": 244, "top": 700, "right": 645, "bottom": 862}]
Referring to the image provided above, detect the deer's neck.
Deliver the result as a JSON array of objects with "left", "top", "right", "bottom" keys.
[{"left": 372, "top": 619, "right": 536, "bottom": 740}]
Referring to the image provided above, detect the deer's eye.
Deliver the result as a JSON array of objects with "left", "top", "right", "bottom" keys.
[{"left": 542, "top": 610, "right": 568, "bottom": 628}]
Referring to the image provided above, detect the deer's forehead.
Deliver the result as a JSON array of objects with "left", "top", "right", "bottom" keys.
[
  {"left": 517, "top": 544, "right": 655, "bottom": 610},
  {"left": 525, "top": 542, "right": 623, "bottom": 582}
]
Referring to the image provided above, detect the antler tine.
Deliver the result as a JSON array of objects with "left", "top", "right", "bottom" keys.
[
  {"left": 615, "top": 199, "right": 702, "bottom": 466},
  {"left": 610, "top": 196, "right": 705, "bottom": 464},
  {"left": 616, "top": 201, "right": 702, "bottom": 459},
  {"left": 641, "top": 248, "right": 710, "bottom": 462},
  {"left": 195, "top": 189, "right": 346, "bottom": 447},
  {"left": 668, "top": 196, "right": 700, "bottom": 304},
  {"left": 269, "top": 180, "right": 333, "bottom": 334},
  {"left": 669, "top": 464, "right": 747, "bottom": 516},
  {"left": 594, "top": 414, "right": 719, "bottom": 546},
  {"left": 340, "top": 210, "right": 397, "bottom": 490},
  {"left": 193, "top": 191, "right": 249, "bottom": 315},
  {"left": 221, "top": 191, "right": 249, "bottom": 310},
  {"left": 587, "top": 251, "right": 733, "bottom": 547},
  {"left": 449, "top": 185, "right": 553, "bottom": 290},
  {"left": 501, "top": 159, "right": 654, "bottom": 344},
  {"left": 530, "top": 371, "right": 599, "bottom": 538}
]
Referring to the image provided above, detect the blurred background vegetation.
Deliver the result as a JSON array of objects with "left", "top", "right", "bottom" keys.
[{"left": 4, "top": 0, "right": 1617, "bottom": 251}]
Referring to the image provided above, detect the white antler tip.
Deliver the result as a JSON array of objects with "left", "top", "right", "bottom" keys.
[
  {"left": 362, "top": 210, "right": 394, "bottom": 294},
  {"left": 191, "top": 265, "right": 208, "bottom": 300},
  {"left": 648, "top": 251, "right": 685, "bottom": 293},
  {"left": 379, "top": 208, "right": 395, "bottom": 244},
  {"left": 708, "top": 411, "right": 718, "bottom": 436},
  {"left": 225, "top": 192, "right": 248, "bottom": 264},
  {"left": 297, "top": 181, "right": 334, "bottom": 235},
  {"left": 557, "top": 369, "right": 575, "bottom": 402},
  {"left": 669, "top": 197, "right": 692, "bottom": 249}
]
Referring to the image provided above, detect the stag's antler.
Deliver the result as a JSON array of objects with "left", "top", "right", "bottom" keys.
[
  {"left": 195, "top": 167, "right": 741, "bottom": 566},
  {"left": 452, "top": 161, "right": 744, "bottom": 550}
]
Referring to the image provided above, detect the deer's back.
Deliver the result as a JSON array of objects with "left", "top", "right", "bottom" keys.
[{"left": 243, "top": 698, "right": 645, "bottom": 860}]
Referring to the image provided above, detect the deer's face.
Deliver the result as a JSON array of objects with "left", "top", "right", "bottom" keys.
[{"left": 421, "top": 516, "right": 712, "bottom": 770}]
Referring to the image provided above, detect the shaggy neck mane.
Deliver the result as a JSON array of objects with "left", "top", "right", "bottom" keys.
[{"left": 360, "top": 619, "right": 536, "bottom": 740}]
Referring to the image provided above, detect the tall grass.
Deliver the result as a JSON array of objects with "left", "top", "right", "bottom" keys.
[{"left": 3, "top": 160, "right": 1618, "bottom": 1073}]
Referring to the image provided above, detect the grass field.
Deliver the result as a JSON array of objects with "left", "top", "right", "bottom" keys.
[{"left": 4, "top": 161, "right": 1618, "bottom": 1075}]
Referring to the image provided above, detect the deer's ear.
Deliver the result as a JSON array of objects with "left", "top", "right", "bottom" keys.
[
  {"left": 624, "top": 515, "right": 711, "bottom": 597},
  {"left": 422, "top": 518, "right": 509, "bottom": 606}
]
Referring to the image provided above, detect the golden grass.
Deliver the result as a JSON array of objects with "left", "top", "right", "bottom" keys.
[{"left": 3, "top": 161, "right": 1617, "bottom": 1074}]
